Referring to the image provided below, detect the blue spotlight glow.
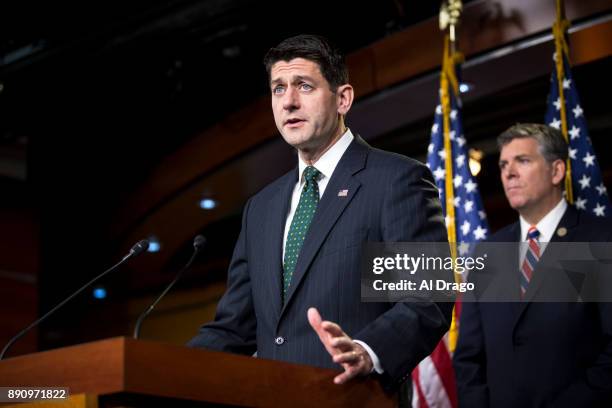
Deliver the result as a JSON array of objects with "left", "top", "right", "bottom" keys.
[
  {"left": 93, "top": 287, "right": 107, "bottom": 299},
  {"left": 147, "top": 236, "right": 161, "bottom": 253},
  {"left": 459, "top": 82, "right": 472, "bottom": 93},
  {"left": 199, "top": 198, "right": 217, "bottom": 210}
]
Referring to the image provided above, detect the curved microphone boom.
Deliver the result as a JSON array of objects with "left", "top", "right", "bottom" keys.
[
  {"left": 133, "top": 235, "right": 206, "bottom": 339},
  {"left": 0, "top": 239, "right": 150, "bottom": 360}
]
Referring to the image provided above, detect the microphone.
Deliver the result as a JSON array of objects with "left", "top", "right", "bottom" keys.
[
  {"left": 0, "top": 239, "right": 150, "bottom": 360},
  {"left": 133, "top": 235, "right": 206, "bottom": 339},
  {"left": 124, "top": 239, "right": 150, "bottom": 260}
]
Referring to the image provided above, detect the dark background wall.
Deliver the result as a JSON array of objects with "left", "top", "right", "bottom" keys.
[{"left": 1, "top": 0, "right": 611, "bottom": 356}]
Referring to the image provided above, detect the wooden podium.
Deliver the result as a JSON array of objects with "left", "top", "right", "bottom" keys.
[{"left": 0, "top": 337, "right": 396, "bottom": 407}]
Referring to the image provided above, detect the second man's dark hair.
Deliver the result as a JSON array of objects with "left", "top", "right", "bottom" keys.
[
  {"left": 498, "top": 123, "right": 568, "bottom": 163},
  {"left": 263, "top": 34, "right": 348, "bottom": 92}
]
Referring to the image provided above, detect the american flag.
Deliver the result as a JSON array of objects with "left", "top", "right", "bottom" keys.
[
  {"left": 426, "top": 99, "right": 489, "bottom": 254},
  {"left": 544, "top": 53, "right": 611, "bottom": 217},
  {"left": 411, "top": 38, "right": 489, "bottom": 408}
]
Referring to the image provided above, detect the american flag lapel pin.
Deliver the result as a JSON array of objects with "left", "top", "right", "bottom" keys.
[{"left": 338, "top": 189, "right": 349, "bottom": 197}]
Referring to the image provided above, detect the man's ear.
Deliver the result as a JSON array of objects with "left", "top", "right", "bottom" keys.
[
  {"left": 336, "top": 84, "right": 354, "bottom": 116},
  {"left": 551, "top": 158, "right": 566, "bottom": 186}
]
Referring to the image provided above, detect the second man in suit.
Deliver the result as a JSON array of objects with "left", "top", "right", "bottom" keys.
[{"left": 454, "top": 123, "right": 612, "bottom": 407}]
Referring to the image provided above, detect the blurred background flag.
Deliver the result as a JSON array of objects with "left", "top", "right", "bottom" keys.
[
  {"left": 411, "top": 1, "right": 489, "bottom": 407},
  {"left": 544, "top": 0, "right": 610, "bottom": 216}
]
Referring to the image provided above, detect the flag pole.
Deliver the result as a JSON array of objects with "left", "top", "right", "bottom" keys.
[
  {"left": 439, "top": 0, "right": 462, "bottom": 260},
  {"left": 553, "top": 0, "right": 574, "bottom": 203},
  {"left": 439, "top": 0, "right": 463, "bottom": 352}
]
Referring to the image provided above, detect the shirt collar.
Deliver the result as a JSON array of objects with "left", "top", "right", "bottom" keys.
[
  {"left": 297, "top": 128, "right": 354, "bottom": 183},
  {"left": 519, "top": 198, "right": 567, "bottom": 242}
]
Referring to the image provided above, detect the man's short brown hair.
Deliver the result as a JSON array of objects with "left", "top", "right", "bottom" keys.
[{"left": 497, "top": 123, "right": 568, "bottom": 163}]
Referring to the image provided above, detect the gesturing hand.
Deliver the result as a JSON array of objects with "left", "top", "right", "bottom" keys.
[{"left": 307, "top": 307, "right": 374, "bottom": 384}]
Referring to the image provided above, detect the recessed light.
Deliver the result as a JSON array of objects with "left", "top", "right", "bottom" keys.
[{"left": 199, "top": 198, "right": 217, "bottom": 210}]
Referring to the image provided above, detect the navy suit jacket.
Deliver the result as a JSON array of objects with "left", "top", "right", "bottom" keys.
[
  {"left": 454, "top": 205, "right": 612, "bottom": 407},
  {"left": 188, "top": 137, "right": 453, "bottom": 389}
]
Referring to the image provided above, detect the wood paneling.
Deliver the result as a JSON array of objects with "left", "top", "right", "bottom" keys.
[
  {"left": 114, "top": 1, "right": 612, "bottom": 280},
  {"left": 0, "top": 208, "right": 40, "bottom": 356}
]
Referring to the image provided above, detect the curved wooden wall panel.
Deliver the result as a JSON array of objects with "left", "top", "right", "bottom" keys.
[{"left": 114, "top": 0, "right": 612, "bottom": 277}]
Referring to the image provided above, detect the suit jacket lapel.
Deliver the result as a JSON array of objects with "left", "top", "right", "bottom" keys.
[
  {"left": 264, "top": 169, "right": 297, "bottom": 322},
  {"left": 280, "top": 137, "right": 368, "bottom": 315},
  {"left": 515, "top": 206, "right": 578, "bottom": 318}
]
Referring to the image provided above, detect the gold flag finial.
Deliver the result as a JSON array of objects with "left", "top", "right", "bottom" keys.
[{"left": 439, "top": 0, "right": 463, "bottom": 42}]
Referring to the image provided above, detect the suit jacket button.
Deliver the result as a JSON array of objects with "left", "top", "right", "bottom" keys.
[{"left": 275, "top": 336, "right": 285, "bottom": 345}]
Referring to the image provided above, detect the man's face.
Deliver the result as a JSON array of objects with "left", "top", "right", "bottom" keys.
[
  {"left": 499, "top": 137, "right": 563, "bottom": 214},
  {"left": 270, "top": 58, "right": 342, "bottom": 153}
]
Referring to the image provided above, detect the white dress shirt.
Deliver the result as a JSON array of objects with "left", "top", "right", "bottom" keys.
[
  {"left": 518, "top": 198, "right": 567, "bottom": 264},
  {"left": 282, "top": 129, "right": 354, "bottom": 257},
  {"left": 281, "top": 128, "right": 383, "bottom": 374}
]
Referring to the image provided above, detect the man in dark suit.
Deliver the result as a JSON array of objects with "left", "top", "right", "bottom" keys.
[
  {"left": 187, "top": 34, "right": 453, "bottom": 388},
  {"left": 454, "top": 123, "right": 612, "bottom": 407}
]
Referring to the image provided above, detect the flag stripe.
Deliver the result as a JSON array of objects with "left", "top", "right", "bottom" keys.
[
  {"left": 417, "top": 350, "right": 452, "bottom": 408},
  {"left": 430, "top": 340, "right": 458, "bottom": 407},
  {"left": 412, "top": 366, "right": 430, "bottom": 408}
]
